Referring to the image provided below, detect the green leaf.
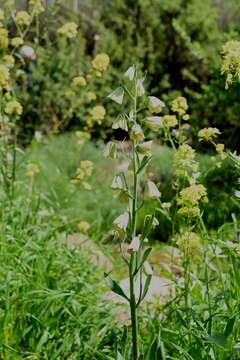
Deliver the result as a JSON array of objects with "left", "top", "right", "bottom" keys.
[
  {"left": 141, "top": 275, "right": 152, "bottom": 302},
  {"left": 224, "top": 316, "right": 236, "bottom": 338},
  {"left": 137, "top": 155, "right": 152, "bottom": 175},
  {"left": 145, "top": 332, "right": 166, "bottom": 360},
  {"left": 104, "top": 273, "right": 129, "bottom": 302},
  {"left": 134, "top": 247, "right": 152, "bottom": 275},
  {"left": 207, "top": 334, "right": 227, "bottom": 349},
  {"left": 141, "top": 215, "right": 154, "bottom": 241}
]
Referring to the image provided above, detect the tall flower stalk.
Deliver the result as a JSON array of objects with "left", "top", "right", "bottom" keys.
[{"left": 106, "top": 67, "right": 164, "bottom": 358}]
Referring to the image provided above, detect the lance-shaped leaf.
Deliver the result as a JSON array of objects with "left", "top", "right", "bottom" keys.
[
  {"left": 104, "top": 273, "right": 129, "bottom": 302},
  {"left": 134, "top": 247, "right": 152, "bottom": 275},
  {"left": 140, "top": 274, "right": 152, "bottom": 303},
  {"left": 145, "top": 332, "right": 166, "bottom": 360},
  {"left": 137, "top": 155, "right": 152, "bottom": 175}
]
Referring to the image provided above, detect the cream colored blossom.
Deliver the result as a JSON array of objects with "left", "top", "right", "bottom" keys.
[
  {"left": 113, "top": 212, "right": 129, "bottom": 233},
  {"left": 58, "top": 22, "right": 78, "bottom": 38},
  {"left": 15, "top": 11, "right": 31, "bottom": 26},
  {"left": 131, "top": 124, "right": 144, "bottom": 141},
  {"left": 71, "top": 160, "right": 93, "bottom": 189},
  {"left": 29, "top": 0, "right": 44, "bottom": 14},
  {"left": 3, "top": 55, "right": 15, "bottom": 68},
  {"left": 143, "top": 261, "right": 153, "bottom": 276},
  {"left": 136, "top": 78, "right": 145, "bottom": 96},
  {"left": 92, "top": 53, "right": 110, "bottom": 72},
  {"left": 198, "top": 127, "right": 221, "bottom": 142},
  {"left": 176, "top": 231, "right": 201, "bottom": 255},
  {"left": 86, "top": 92, "right": 97, "bottom": 101},
  {"left": 5, "top": 100, "right": 22, "bottom": 115},
  {"left": 148, "top": 96, "right": 165, "bottom": 114},
  {"left": 89, "top": 105, "right": 106, "bottom": 122},
  {"left": 177, "top": 206, "right": 200, "bottom": 218},
  {"left": 124, "top": 65, "right": 135, "bottom": 81},
  {"left": 138, "top": 140, "right": 152, "bottom": 156},
  {"left": 128, "top": 235, "right": 141, "bottom": 253},
  {"left": 111, "top": 174, "right": 124, "bottom": 191},
  {"left": 162, "top": 202, "right": 171, "bottom": 209},
  {"left": 171, "top": 96, "right": 188, "bottom": 116},
  {"left": 163, "top": 114, "right": 178, "bottom": 128},
  {"left": 146, "top": 180, "right": 161, "bottom": 200},
  {"left": 108, "top": 87, "right": 124, "bottom": 104},
  {"left": 144, "top": 116, "right": 163, "bottom": 132},
  {"left": 221, "top": 41, "right": 240, "bottom": 88}
]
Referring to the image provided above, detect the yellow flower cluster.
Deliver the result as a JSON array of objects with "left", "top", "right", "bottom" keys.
[
  {"left": 0, "top": 9, "right": 4, "bottom": 22},
  {"left": 198, "top": 127, "right": 221, "bottom": 142},
  {"left": 57, "top": 22, "right": 78, "bottom": 39},
  {"left": 5, "top": 100, "right": 22, "bottom": 115},
  {"left": 92, "top": 53, "right": 110, "bottom": 73},
  {"left": 221, "top": 41, "right": 240, "bottom": 88},
  {"left": 3, "top": 54, "right": 15, "bottom": 68},
  {"left": 86, "top": 92, "right": 97, "bottom": 101},
  {"left": 0, "top": 28, "right": 9, "bottom": 49},
  {"left": 11, "top": 37, "right": 23, "bottom": 47},
  {"left": 178, "top": 184, "right": 207, "bottom": 206},
  {"left": 0, "top": 64, "right": 10, "bottom": 91},
  {"left": 15, "top": 11, "right": 31, "bottom": 26},
  {"left": 173, "top": 144, "right": 198, "bottom": 177},
  {"left": 162, "top": 114, "right": 178, "bottom": 128},
  {"left": 88, "top": 105, "right": 106, "bottom": 127},
  {"left": 29, "top": 0, "right": 45, "bottom": 14},
  {"left": 176, "top": 231, "right": 201, "bottom": 256},
  {"left": 71, "top": 76, "right": 87, "bottom": 87},
  {"left": 171, "top": 96, "right": 188, "bottom": 116},
  {"left": 71, "top": 160, "right": 94, "bottom": 190},
  {"left": 75, "top": 131, "right": 90, "bottom": 145}
]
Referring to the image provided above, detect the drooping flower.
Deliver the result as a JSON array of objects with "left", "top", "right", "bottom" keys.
[
  {"left": 198, "top": 127, "right": 221, "bottom": 142},
  {"left": 58, "top": 22, "right": 78, "bottom": 38},
  {"left": 171, "top": 96, "right": 188, "bottom": 116},
  {"left": 113, "top": 212, "right": 129, "bottom": 233},
  {"left": 92, "top": 53, "right": 110, "bottom": 72},
  {"left": 148, "top": 96, "right": 165, "bottom": 114},
  {"left": 138, "top": 140, "right": 153, "bottom": 156},
  {"left": 144, "top": 116, "right": 163, "bottom": 132},
  {"left": 145, "top": 180, "right": 161, "bottom": 200},
  {"left": 124, "top": 65, "right": 135, "bottom": 81},
  {"left": 136, "top": 78, "right": 145, "bottom": 96},
  {"left": 130, "top": 124, "right": 144, "bottom": 141},
  {"left": 108, "top": 87, "right": 124, "bottom": 104},
  {"left": 143, "top": 261, "right": 153, "bottom": 276},
  {"left": 104, "top": 141, "right": 117, "bottom": 159},
  {"left": 128, "top": 235, "right": 141, "bottom": 253},
  {"left": 111, "top": 174, "right": 124, "bottom": 191}
]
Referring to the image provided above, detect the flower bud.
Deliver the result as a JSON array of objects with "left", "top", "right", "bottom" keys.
[
  {"left": 144, "top": 116, "right": 163, "bottom": 132},
  {"left": 124, "top": 66, "right": 135, "bottom": 81}
]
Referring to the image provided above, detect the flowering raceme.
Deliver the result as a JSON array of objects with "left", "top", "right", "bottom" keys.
[
  {"left": 178, "top": 184, "right": 207, "bottom": 206},
  {"left": 171, "top": 96, "right": 188, "bottom": 116},
  {"left": 58, "top": 22, "right": 78, "bottom": 39},
  {"left": 198, "top": 127, "right": 221, "bottom": 142},
  {"left": 0, "top": 28, "right": 9, "bottom": 49},
  {"left": 221, "top": 40, "right": 240, "bottom": 88},
  {"left": 92, "top": 53, "right": 110, "bottom": 73},
  {"left": 173, "top": 144, "right": 198, "bottom": 178},
  {"left": 0, "top": 64, "right": 10, "bottom": 91},
  {"left": 5, "top": 100, "right": 22, "bottom": 115},
  {"left": 15, "top": 11, "right": 31, "bottom": 26}
]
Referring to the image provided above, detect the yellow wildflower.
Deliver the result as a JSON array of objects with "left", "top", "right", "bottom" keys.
[
  {"left": 29, "top": 0, "right": 44, "bottom": 14},
  {"left": 75, "top": 131, "right": 90, "bottom": 145},
  {"left": 5, "top": 100, "right": 22, "bottom": 115},
  {"left": 0, "top": 9, "right": 4, "bottom": 21},
  {"left": 3, "top": 55, "right": 15, "bottom": 68},
  {"left": 89, "top": 105, "right": 106, "bottom": 122},
  {"left": 171, "top": 96, "right": 188, "bottom": 116},
  {"left": 173, "top": 144, "right": 198, "bottom": 177},
  {"left": 86, "top": 92, "right": 97, "bottom": 101},
  {"left": 15, "top": 11, "right": 31, "bottom": 26},
  {"left": 162, "top": 114, "right": 178, "bottom": 128},
  {"left": 130, "top": 124, "right": 144, "bottom": 141},
  {"left": 0, "top": 64, "right": 10, "bottom": 91},
  {"left": 0, "top": 28, "right": 8, "bottom": 49},
  {"left": 58, "top": 22, "right": 78, "bottom": 39},
  {"left": 221, "top": 41, "right": 240, "bottom": 88},
  {"left": 178, "top": 184, "right": 207, "bottom": 206},
  {"left": 177, "top": 206, "right": 200, "bottom": 218},
  {"left": 198, "top": 127, "right": 221, "bottom": 142},
  {"left": 71, "top": 76, "right": 87, "bottom": 87},
  {"left": 92, "top": 53, "right": 110, "bottom": 72},
  {"left": 11, "top": 37, "right": 24, "bottom": 47},
  {"left": 176, "top": 231, "right": 201, "bottom": 255}
]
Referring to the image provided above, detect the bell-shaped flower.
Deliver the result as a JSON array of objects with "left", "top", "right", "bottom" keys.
[
  {"left": 124, "top": 65, "right": 135, "bottom": 81},
  {"left": 113, "top": 212, "right": 129, "bottom": 233},
  {"left": 130, "top": 124, "right": 144, "bottom": 141},
  {"left": 104, "top": 141, "right": 117, "bottom": 159},
  {"left": 111, "top": 174, "right": 124, "bottom": 191},
  {"left": 144, "top": 116, "right": 163, "bottom": 132},
  {"left": 138, "top": 140, "right": 153, "bottom": 156},
  {"left": 127, "top": 235, "right": 141, "bottom": 253},
  {"left": 146, "top": 180, "right": 161, "bottom": 200},
  {"left": 136, "top": 78, "right": 145, "bottom": 96},
  {"left": 112, "top": 116, "right": 128, "bottom": 131},
  {"left": 108, "top": 87, "right": 125, "bottom": 105},
  {"left": 148, "top": 96, "right": 165, "bottom": 114}
]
